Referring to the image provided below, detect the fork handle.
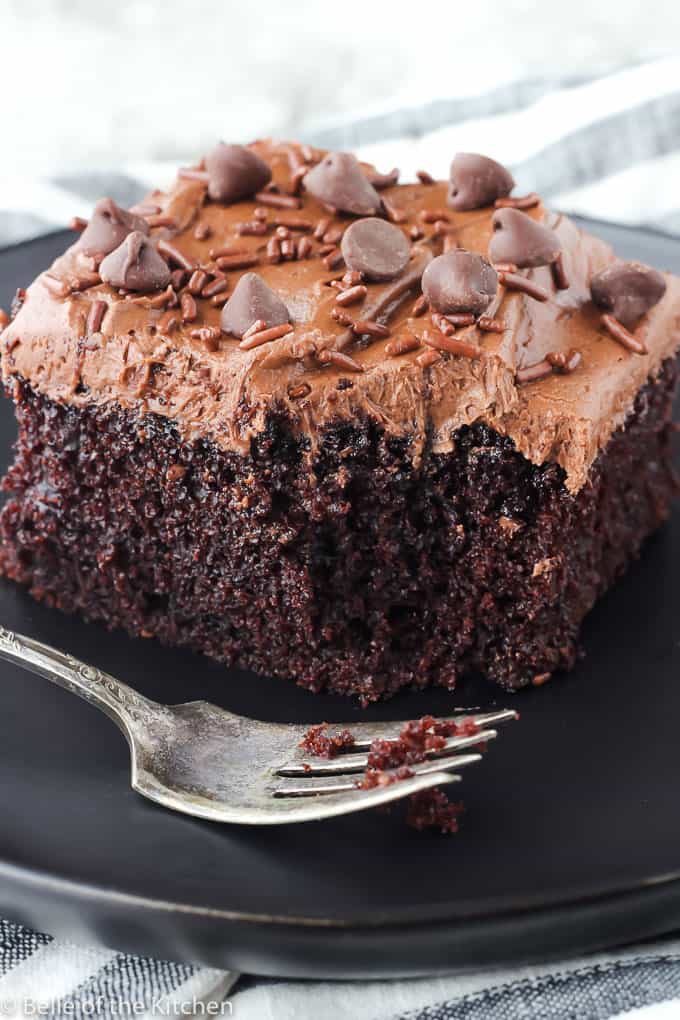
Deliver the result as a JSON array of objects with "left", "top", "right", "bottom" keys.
[{"left": 0, "top": 625, "right": 160, "bottom": 734}]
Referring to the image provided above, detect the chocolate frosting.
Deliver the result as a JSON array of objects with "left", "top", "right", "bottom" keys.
[{"left": 3, "top": 140, "right": 680, "bottom": 494}]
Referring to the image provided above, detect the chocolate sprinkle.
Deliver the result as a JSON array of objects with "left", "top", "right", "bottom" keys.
[
  {"left": 237, "top": 220, "right": 268, "bottom": 236},
  {"left": 422, "top": 250, "right": 498, "bottom": 317},
  {"left": 144, "top": 214, "right": 177, "bottom": 229},
  {"left": 423, "top": 329, "right": 481, "bottom": 359},
  {"left": 203, "top": 275, "right": 230, "bottom": 297},
  {"left": 273, "top": 217, "right": 313, "bottom": 231},
  {"left": 297, "top": 236, "right": 313, "bottom": 259},
  {"left": 600, "top": 313, "right": 648, "bottom": 355},
  {"left": 266, "top": 237, "right": 282, "bottom": 264},
  {"left": 318, "top": 348, "right": 364, "bottom": 372},
  {"left": 516, "top": 359, "right": 553, "bottom": 383},
  {"left": 216, "top": 253, "right": 259, "bottom": 271},
  {"left": 445, "top": 313, "right": 476, "bottom": 327},
  {"left": 254, "top": 191, "right": 303, "bottom": 210},
  {"left": 180, "top": 292, "right": 198, "bottom": 323},
  {"left": 416, "top": 348, "right": 441, "bottom": 368},
  {"left": 498, "top": 270, "right": 550, "bottom": 302},
  {"left": 494, "top": 193, "right": 540, "bottom": 210},
  {"left": 341, "top": 218, "right": 410, "bottom": 282},
  {"left": 352, "top": 319, "right": 390, "bottom": 339},
  {"left": 477, "top": 315, "right": 505, "bottom": 333},
  {"left": 239, "top": 322, "right": 293, "bottom": 351},
  {"left": 288, "top": 382, "right": 311, "bottom": 399},
  {"left": 547, "top": 348, "right": 582, "bottom": 373},
  {"left": 448, "top": 153, "right": 514, "bottom": 211},
  {"left": 242, "top": 319, "right": 266, "bottom": 339},
  {"left": 590, "top": 261, "right": 666, "bottom": 328},
  {"left": 335, "top": 284, "right": 368, "bottom": 306},
  {"left": 170, "top": 269, "right": 188, "bottom": 291},
  {"left": 385, "top": 333, "right": 421, "bottom": 356},
  {"left": 221, "top": 273, "right": 291, "bottom": 339},
  {"left": 304, "top": 152, "right": 382, "bottom": 216},
  {"left": 322, "top": 248, "right": 344, "bottom": 270},
  {"left": 190, "top": 326, "right": 222, "bottom": 345},
  {"left": 86, "top": 300, "right": 107, "bottom": 335},
  {"left": 188, "top": 269, "right": 209, "bottom": 295}
]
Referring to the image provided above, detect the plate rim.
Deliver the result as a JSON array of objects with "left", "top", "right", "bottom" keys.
[{"left": 5, "top": 857, "right": 680, "bottom": 978}]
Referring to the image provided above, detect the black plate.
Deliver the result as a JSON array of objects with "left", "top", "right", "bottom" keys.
[{"left": 0, "top": 220, "right": 679, "bottom": 979}]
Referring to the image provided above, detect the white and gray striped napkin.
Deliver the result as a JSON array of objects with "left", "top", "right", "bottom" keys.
[
  {"left": 2, "top": 58, "right": 680, "bottom": 247},
  {"left": 3, "top": 920, "right": 680, "bottom": 1018},
  {"left": 2, "top": 58, "right": 680, "bottom": 1019}
]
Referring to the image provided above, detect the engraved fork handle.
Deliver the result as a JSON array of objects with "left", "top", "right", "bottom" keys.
[{"left": 0, "top": 625, "right": 160, "bottom": 734}]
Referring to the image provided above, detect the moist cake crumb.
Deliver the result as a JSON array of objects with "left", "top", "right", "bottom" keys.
[
  {"left": 300, "top": 715, "right": 479, "bottom": 832},
  {"left": 299, "top": 723, "right": 356, "bottom": 758}
]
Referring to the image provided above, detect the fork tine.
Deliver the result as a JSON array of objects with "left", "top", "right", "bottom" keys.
[
  {"left": 276, "top": 728, "right": 497, "bottom": 777},
  {"left": 275, "top": 770, "right": 464, "bottom": 821},
  {"left": 271, "top": 753, "right": 482, "bottom": 797},
  {"left": 344, "top": 709, "right": 518, "bottom": 750}
]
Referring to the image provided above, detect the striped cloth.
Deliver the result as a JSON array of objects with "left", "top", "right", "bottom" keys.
[
  {"left": 2, "top": 58, "right": 680, "bottom": 246},
  {"left": 3, "top": 920, "right": 680, "bottom": 1018},
  {"left": 2, "top": 57, "right": 680, "bottom": 1019}
]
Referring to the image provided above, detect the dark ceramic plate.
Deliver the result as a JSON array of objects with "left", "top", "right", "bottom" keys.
[{"left": 0, "top": 220, "right": 678, "bottom": 979}]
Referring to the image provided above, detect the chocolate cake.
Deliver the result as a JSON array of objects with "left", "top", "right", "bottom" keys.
[{"left": 1, "top": 141, "right": 679, "bottom": 703}]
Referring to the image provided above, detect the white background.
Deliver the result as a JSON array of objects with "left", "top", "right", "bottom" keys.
[{"left": 2, "top": 0, "right": 680, "bottom": 174}]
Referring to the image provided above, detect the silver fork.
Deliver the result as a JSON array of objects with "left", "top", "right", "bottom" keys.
[{"left": 0, "top": 626, "right": 516, "bottom": 825}]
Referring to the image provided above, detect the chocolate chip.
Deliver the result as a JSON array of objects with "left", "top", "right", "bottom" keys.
[
  {"left": 488, "top": 208, "right": 561, "bottom": 268},
  {"left": 303, "top": 153, "right": 381, "bottom": 216},
  {"left": 590, "top": 261, "right": 666, "bottom": 327},
  {"left": 99, "top": 232, "right": 171, "bottom": 292},
  {"left": 447, "top": 153, "right": 514, "bottom": 211},
  {"left": 421, "top": 250, "right": 498, "bottom": 317},
  {"left": 220, "top": 272, "right": 291, "bottom": 338},
  {"left": 75, "top": 198, "right": 149, "bottom": 256},
  {"left": 340, "top": 218, "right": 410, "bottom": 281},
  {"left": 205, "top": 143, "right": 272, "bottom": 203}
]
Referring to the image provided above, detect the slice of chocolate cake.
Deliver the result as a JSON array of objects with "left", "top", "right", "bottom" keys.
[{"left": 1, "top": 142, "right": 678, "bottom": 703}]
